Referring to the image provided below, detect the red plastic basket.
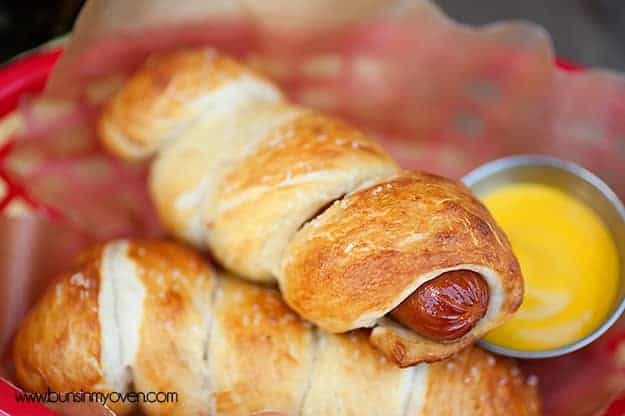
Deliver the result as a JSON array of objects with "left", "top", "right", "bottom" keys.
[
  {"left": 0, "top": 47, "right": 70, "bottom": 416},
  {"left": 0, "top": 48, "right": 64, "bottom": 218},
  {"left": 0, "top": 48, "right": 620, "bottom": 416}
]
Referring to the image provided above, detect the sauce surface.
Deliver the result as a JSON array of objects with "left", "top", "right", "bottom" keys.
[{"left": 483, "top": 183, "right": 620, "bottom": 351}]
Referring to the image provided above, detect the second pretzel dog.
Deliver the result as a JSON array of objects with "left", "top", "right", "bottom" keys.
[{"left": 99, "top": 49, "right": 523, "bottom": 366}]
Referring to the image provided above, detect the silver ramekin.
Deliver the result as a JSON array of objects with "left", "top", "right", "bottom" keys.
[{"left": 463, "top": 155, "right": 625, "bottom": 359}]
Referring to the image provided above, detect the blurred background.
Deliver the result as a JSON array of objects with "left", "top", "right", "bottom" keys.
[{"left": 0, "top": 0, "right": 624, "bottom": 69}]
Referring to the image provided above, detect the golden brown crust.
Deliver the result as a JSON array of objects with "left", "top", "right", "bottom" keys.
[
  {"left": 210, "top": 110, "right": 399, "bottom": 280},
  {"left": 13, "top": 247, "right": 103, "bottom": 392},
  {"left": 281, "top": 171, "right": 523, "bottom": 365},
  {"left": 12, "top": 240, "right": 216, "bottom": 416},
  {"left": 149, "top": 103, "right": 302, "bottom": 250},
  {"left": 220, "top": 111, "right": 395, "bottom": 195},
  {"left": 127, "top": 240, "right": 216, "bottom": 416},
  {"left": 209, "top": 276, "right": 315, "bottom": 415},
  {"left": 421, "top": 348, "right": 541, "bottom": 416},
  {"left": 12, "top": 245, "right": 135, "bottom": 416},
  {"left": 98, "top": 49, "right": 282, "bottom": 160},
  {"left": 301, "top": 330, "right": 414, "bottom": 415},
  {"left": 369, "top": 320, "right": 478, "bottom": 367}
]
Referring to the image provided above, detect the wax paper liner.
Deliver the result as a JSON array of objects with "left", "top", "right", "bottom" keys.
[{"left": 1, "top": 0, "right": 625, "bottom": 415}]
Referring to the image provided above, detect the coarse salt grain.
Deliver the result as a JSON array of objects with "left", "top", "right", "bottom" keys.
[
  {"left": 70, "top": 273, "right": 91, "bottom": 289},
  {"left": 344, "top": 243, "right": 355, "bottom": 254}
]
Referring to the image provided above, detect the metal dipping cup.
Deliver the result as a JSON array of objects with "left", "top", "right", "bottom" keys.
[{"left": 463, "top": 155, "right": 625, "bottom": 359}]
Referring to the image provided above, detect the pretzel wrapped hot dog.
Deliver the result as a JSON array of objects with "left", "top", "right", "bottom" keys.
[
  {"left": 98, "top": 50, "right": 523, "bottom": 366},
  {"left": 13, "top": 240, "right": 538, "bottom": 416}
]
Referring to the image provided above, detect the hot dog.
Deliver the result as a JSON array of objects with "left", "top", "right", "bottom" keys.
[{"left": 390, "top": 271, "right": 489, "bottom": 341}]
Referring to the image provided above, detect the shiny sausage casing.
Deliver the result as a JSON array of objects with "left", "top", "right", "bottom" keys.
[{"left": 390, "top": 271, "right": 489, "bottom": 341}]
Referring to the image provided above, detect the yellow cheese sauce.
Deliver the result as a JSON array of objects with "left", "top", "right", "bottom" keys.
[{"left": 483, "top": 183, "right": 620, "bottom": 351}]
